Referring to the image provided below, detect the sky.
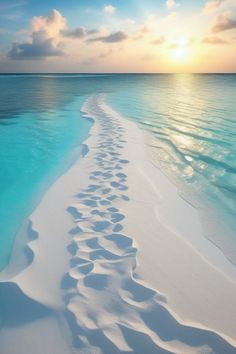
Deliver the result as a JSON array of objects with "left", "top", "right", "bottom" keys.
[{"left": 0, "top": 0, "right": 236, "bottom": 73}]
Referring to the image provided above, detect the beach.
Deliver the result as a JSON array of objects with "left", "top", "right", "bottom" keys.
[{"left": 1, "top": 93, "right": 236, "bottom": 354}]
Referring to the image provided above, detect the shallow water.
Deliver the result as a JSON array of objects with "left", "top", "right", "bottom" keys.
[
  {"left": 0, "top": 75, "right": 95, "bottom": 269},
  {"left": 0, "top": 74, "right": 236, "bottom": 269},
  {"left": 108, "top": 74, "right": 236, "bottom": 264}
]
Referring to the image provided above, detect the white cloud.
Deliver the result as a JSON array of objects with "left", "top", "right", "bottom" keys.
[
  {"left": 88, "top": 31, "right": 128, "bottom": 43},
  {"left": 104, "top": 5, "right": 116, "bottom": 15},
  {"left": 203, "top": 0, "right": 224, "bottom": 14},
  {"left": 31, "top": 9, "right": 66, "bottom": 37},
  {"left": 9, "top": 9, "right": 66, "bottom": 59},
  {"left": 202, "top": 35, "right": 229, "bottom": 43},
  {"left": 203, "top": 0, "right": 236, "bottom": 14},
  {"left": 166, "top": 0, "right": 179, "bottom": 10},
  {"left": 62, "top": 27, "right": 87, "bottom": 39},
  {"left": 211, "top": 10, "right": 236, "bottom": 32}
]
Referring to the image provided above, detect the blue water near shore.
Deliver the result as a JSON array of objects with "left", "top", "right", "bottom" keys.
[
  {"left": 0, "top": 74, "right": 236, "bottom": 270},
  {"left": 108, "top": 74, "right": 236, "bottom": 264},
  {"left": 0, "top": 75, "right": 95, "bottom": 269}
]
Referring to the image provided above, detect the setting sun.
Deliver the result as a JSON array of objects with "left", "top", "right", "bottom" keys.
[{"left": 170, "top": 38, "right": 190, "bottom": 62}]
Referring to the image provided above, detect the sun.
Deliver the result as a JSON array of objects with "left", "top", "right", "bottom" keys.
[{"left": 170, "top": 38, "right": 190, "bottom": 62}]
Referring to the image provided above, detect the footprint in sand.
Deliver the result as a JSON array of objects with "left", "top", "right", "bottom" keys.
[
  {"left": 85, "top": 184, "right": 101, "bottom": 193},
  {"left": 113, "top": 223, "right": 123, "bottom": 232},
  {"left": 83, "top": 274, "right": 109, "bottom": 291},
  {"left": 70, "top": 256, "right": 91, "bottom": 267},
  {"left": 105, "top": 233, "right": 133, "bottom": 249},
  {"left": 110, "top": 213, "right": 125, "bottom": 223},
  {"left": 67, "top": 206, "right": 83, "bottom": 219},
  {"left": 61, "top": 272, "right": 78, "bottom": 289},
  {"left": 99, "top": 199, "right": 111, "bottom": 206},
  {"left": 67, "top": 241, "right": 78, "bottom": 256},
  {"left": 92, "top": 220, "right": 112, "bottom": 232},
  {"left": 102, "top": 188, "right": 112, "bottom": 195},
  {"left": 70, "top": 263, "right": 94, "bottom": 278},
  {"left": 82, "top": 199, "right": 98, "bottom": 208}
]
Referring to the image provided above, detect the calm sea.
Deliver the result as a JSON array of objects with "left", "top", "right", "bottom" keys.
[{"left": 0, "top": 74, "right": 236, "bottom": 269}]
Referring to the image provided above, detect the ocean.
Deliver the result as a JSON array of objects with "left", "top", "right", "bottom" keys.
[{"left": 0, "top": 74, "right": 236, "bottom": 270}]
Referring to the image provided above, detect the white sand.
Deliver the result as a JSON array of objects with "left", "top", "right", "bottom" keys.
[{"left": 1, "top": 94, "right": 236, "bottom": 354}]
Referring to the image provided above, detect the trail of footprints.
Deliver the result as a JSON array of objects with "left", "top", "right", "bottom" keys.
[{"left": 63, "top": 95, "right": 236, "bottom": 354}]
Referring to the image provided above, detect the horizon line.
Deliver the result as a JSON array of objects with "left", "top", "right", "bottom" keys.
[{"left": 0, "top": 72, "right": 236, "bottom": 75}]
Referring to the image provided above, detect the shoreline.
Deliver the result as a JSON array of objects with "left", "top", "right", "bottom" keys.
[
  {"left": 142, "top": 129, "right": 236, "bottom": 283},
  {"left": 0, "top": 94, "right": 236, "bottom": 354}
]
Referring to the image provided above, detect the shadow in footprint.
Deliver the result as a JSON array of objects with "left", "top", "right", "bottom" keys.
[
  {"left": 119, "top": 159, "right": 129, "bottom": 164},
  {"left": 67, "top": 241, "right": 78, "bottom": 256},
  {"left": 92, "top": 221, "right": 112, "bottom": 232},
  {"left": 67, "top": 206, "right": 82, "bottom": 219},
  {"left": 110, "top": 213, "right": 125, "bottom": 223},
  {"left": 89, "top": 249, "right": 120, "bottom": 261},
  {"left": 85, "top": 185, "right": 101, "bottom": 193},
  {"left": 86, "top": 237, "right": 100, "bottom": 250},
  {"left": 121, "top": 195, "right": 130, "bottom": 201},
  {"left": 102, "top": 188, "right": 112, "bottom": 195},
  {"left": 116, "top": 173, "right": 127, "bottom": 179},
  {"left": 113, "top": 224, "right": 123, "bottom": 233},
  {"left": 70, "top": 257, "right": 90, "bottom": 267},
  {"left": 69, "top": 226, "right": 83, "bottom": 236},
  {"left": 61, "top": 273, "right": 78, "bottom": 290},
  {"left": 99, "top": 200, "right": 111, "bottom": 206},
  {"left": 77, "top": 193, "right": 91, "bottom": 199},
  {"left": 107, "top": 195, "right": 118, "bottom": 201},
  {"left": 105, "top": 233, "right": 133, "bottom": 249},
  {"left": 121, "top": 278, "right": 157, "bottom": 303},
  {"left": 82, "top": 199, "right": 97, "bottom": 208},
  {"left": 83, "top": 274, "right": 108, "bottom": 291}
]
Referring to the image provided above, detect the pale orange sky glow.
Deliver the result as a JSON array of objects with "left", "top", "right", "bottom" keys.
[{"left": 0, "top": 0, "right": 236, "bottom": 72}]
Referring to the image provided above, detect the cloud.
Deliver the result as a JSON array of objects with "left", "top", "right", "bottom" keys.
[
  {"left": 104, "top": 5, "right": 116, "bottom": 15},
  {"left": 152, "top": 36, "right": 165, "bottom": 45},
  {"left": 166, "top": 0, "right": 179, "bottom": 10},
  {"left": 9, "top": 9, "right": 66, "bottom": 59},
  {"left": 88, "top": 31, "right": 128, "bottom": 43},
  {"left": 87, "top": 29, "right": 99, "bottom": 35},
  {"left": 62, "top": 27, "right": 86, "bottom": 39},
  {"left": 62, "top": 27, "right": 99, "bottom": 39},
  {"left": 202, "top": 35, "right": 229, "bottom": 43},
  {"left": 9, "top": 31, "right": 64, "bottom": 59},
  {"left": 203, "top": 0, "right": 236, "bottom": 14},
  {"left": 31, "top": 9, "right": 66, "bottom": 37},
  {"left": 203, "top": 0, "right": 224, "bottom": 13},
  {"left": 133, "top": 25, "right": 150, "bottom": 40},
  {"left": 211, "top": 11, "right": 236, "bottom": 32}
]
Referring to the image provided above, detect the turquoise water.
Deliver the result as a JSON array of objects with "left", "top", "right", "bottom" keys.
[
  {"left": 0, "top": 74, "right": 236, "bottom": 270},
  {"left": 108, "top": 74, "right": 236, "bottom": 263},
  {"left": 0, "top": 75, "right": 96, "bottom": 269}
]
